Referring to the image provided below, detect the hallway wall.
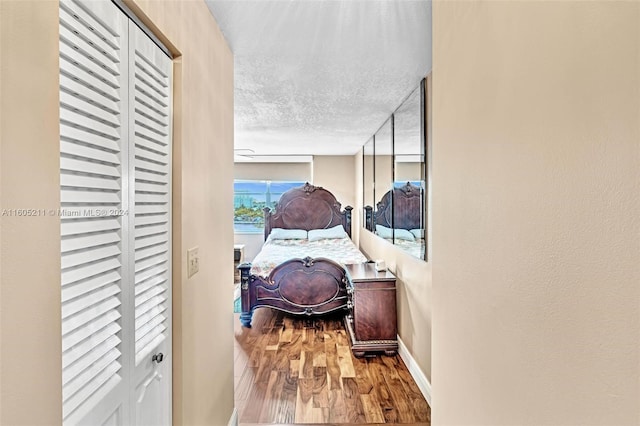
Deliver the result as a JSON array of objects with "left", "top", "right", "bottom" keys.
[
  {"left": 0, "top": 2, "right": 62, "bottom": 424},
  {"left": 0, "top": 1, "right": 235, "bottom": 425},
  {"left": 124, "top": 1, "right": 235, "bottom": 424},
  {"left": 432, "top": 1, "right": 640, "bottom": 424}
]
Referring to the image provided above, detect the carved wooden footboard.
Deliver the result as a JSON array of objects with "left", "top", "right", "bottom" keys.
[{"left": 238, "top": 257, "right": 349, "bottom": 327}]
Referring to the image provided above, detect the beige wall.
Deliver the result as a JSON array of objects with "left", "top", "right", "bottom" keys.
[
  {"left": 374, "top": 154, "right": 394, "bottom": 204},
  {"left": 395, "top": 161, "right": 422, "bottom": 182},
  {"left": 234, "top": 162, "right": 312, "bottom": 181},
  {"left": 312, "top": 155, "right": 357, "bottom": 213},
  {"left": 0, "top": 1, "right": 235, "bottom": 425},
  {"left": 0, "top": 1, "right": 62, "bottom": 424},
  {"left": 432, "top": 2, "right": 639, "bottom": 425},
  {"left": 126, "top": 1, "right": 235, "bottom": 425}
]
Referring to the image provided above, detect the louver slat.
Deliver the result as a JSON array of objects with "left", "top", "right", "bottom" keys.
[
  {"left": 59, "top": 25, "right": 120, "bottom": 77},
  {"left": 60, "top": 92, "right": 120, "bottom": 128},
  {"left": 60, "top": 70, "right": 119, "bottom": 109},
  {"left": 135, "top": 182, "right": 167, "bottom": 194},
  {"left": 61, "top": 108, "right": 120, "bottom": 139},
  {"left": 134, "top": 145, "right": 167, "bottom": 164},
  {"left": 135, "top": 265, "right": 168, "bottom": 284},
  {"left": 60, "top": 172, "right": 121, "bottom": 191},
  {"left": 62, "top": 310, "right": 121, "bottom": 351},
  {"left": 135, "top": 169, "right": 169, "bottom": 185},
  {"left": 134, "top": 89, "right": 168, "bottom": 118},
  {"left": 136, "top": 193, "right": 169, "bottom": 204},
  {"left": 61, "top": 231, "right": 120, "bottom": 253},
  {"left": 134, "top": 54, "right": 168, "bottom": 84},
  {"left": 60, "top": 156, "right": 120, "bottom": 178},
  {"left": 60, "top": 1, "right": 126, "bottom": 424},
  {"left": 62, "top": 336, "right": 120, "bottom": 385},
  {"left": 134, "top": 223, "right": 168, "bottom": 238},
  {"left": 132, "top": 28, "right": 172, "bottom": 366},
  {"left": 61, "top": 270, "right": 121, "bottom": 302},
  {"left": 61, "top": 218, "right": 121, "bottom": 236},
  {"left": 135, "top": 274, "right": 167, "bottom": 296},
  {"left": 135, "top": 234, "right": 168, "bottom": 250},
  {"left": 136, "top": 158, "right": 169, "bottom": 175},
  {"left": 62, "top": 257, "right": 121, "bottom": 287},
  {"left": 135, "top": 204, "right": 168, "bottom": 216},
  {"left": 60, "top": 118, "right": 120, "bottom": 152},
  {"left": 59, "top": 7, "right": 119, "bottom": 63},
  {"left": 135, "top": 102, "right": 167, "bottom": 127},
  {"left": 135, "top": 243, "right": 168, "bottom": 262},
  {"left": 135, "top": 213, "right": 168, "bottom": 228},
  {"left": 135, "top": 125, "right": 167, "bottom": 147}
]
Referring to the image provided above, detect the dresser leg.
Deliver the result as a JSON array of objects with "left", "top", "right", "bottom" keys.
[{"left": 384, "top": 349, "right": 397, "bottom": 356}]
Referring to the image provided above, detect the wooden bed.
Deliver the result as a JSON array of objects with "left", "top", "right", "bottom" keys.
[{"left": 237, "top": 183, "right": 357, "bottom": 327}]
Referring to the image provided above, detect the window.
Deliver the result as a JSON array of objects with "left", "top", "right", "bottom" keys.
[{"left": 234, "top": 180, "right": 306, "bottom": 233}]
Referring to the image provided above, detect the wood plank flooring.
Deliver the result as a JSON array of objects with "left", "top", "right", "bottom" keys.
[{"left": 234, "top": 309, "right": 431, "bottom": 425}]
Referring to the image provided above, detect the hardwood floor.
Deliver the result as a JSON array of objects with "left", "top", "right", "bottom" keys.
[{"left": 234, "top": 309, "right": 431, "bottom": 425}]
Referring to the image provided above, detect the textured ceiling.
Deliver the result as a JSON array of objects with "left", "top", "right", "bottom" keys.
[{"left": 205, "top": 0, "right": 432, "bottom": 156}]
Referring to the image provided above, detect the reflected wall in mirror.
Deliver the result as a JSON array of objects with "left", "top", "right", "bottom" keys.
[
  {"left": 363, "top": 137, "right": 374, "bottom": 228},
  {"left": 372, "top": 117, "right": 394, "bottom": 241},
  {"left": 393, "top": 83, "right": 425, "bottom": 259}
]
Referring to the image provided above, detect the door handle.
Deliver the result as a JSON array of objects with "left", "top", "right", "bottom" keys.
[{"left": 138, "top": 353, "right": 165, "bottom": 404}]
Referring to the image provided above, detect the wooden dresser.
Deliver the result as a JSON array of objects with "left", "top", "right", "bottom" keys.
[{"left": 344, "top": 262, "right": 398, "bottom": 357}]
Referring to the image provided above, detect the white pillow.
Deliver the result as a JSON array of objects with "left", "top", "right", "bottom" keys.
[
  {"left": 269, "top": 228, "right": 308, "bottom": 240},
  {"left": 394, "top": 228, "right": 416, "bottom": 241},
  {"left": 410, "top": 228, "right": 424, "bottom": 239},
  {"left": 375, "top": 224, "right": 393, "bottom": 239},
  {"left": 308, "top": 225, "right": 348, "bottom": 241}
]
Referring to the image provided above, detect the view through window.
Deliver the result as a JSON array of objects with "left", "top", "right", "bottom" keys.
[{"left": 234, "top": 180, "right": 306, "bottom": 232}]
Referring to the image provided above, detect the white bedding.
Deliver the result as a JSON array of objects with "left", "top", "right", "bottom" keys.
[{"left": 250, "top": 236, "right": 367, "bottom": 276}]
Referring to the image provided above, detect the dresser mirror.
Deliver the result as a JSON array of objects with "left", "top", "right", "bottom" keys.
[{"left": 362, "top": 78, "right": 427, "bottom": 261}]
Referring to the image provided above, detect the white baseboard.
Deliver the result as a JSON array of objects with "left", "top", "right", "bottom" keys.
[
  {"left": 397, "top": 336, "right": 432, "bottom": 406},
  {"left": 227, "top": 407, "right": 238, "bottom": 426}
]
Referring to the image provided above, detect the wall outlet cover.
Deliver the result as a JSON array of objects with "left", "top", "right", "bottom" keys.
[{"left": 187, "top": 246, "right": 199, "bottom": 278}]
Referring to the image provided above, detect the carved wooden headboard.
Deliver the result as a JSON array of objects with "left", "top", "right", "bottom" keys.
[
  {"left": 263, "top": 183, "right": 353, "bottom": 240},
  {"left": 372, "top": 182, "right": 423, "bottom": 230}
]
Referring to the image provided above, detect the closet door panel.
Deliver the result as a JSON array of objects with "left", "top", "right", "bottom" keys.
[
  {"left": 128, "top": 23, "right": 173, "bottom": 426},
  {"left": 59, "top": 1, "right": 130, "bottom": 425}
]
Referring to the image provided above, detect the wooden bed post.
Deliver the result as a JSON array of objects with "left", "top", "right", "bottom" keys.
[
  {"left": 238, "top": 262, "right": 254, "bottom": 327},
  {"left": 344, "top": 206, "right": 353, "bottom": 237},
  {"left": 263, "top": 207, "right": 272, "bottom": 241},
  {"left": 364, "top": 205, "right": 373, "bottom": 231}
]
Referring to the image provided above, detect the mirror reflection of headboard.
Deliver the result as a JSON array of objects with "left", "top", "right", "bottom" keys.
[{"left": 365, "top": 182, "right": 422, "bottom": 231}]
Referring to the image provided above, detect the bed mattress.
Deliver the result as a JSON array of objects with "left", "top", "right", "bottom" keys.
[{"left": 250, "top": 237, "right": 367, "bottom": 276}]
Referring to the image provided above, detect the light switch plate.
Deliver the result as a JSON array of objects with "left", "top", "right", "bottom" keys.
[{"left": 187, "top": 246, "right": 199, "bottom": 278}]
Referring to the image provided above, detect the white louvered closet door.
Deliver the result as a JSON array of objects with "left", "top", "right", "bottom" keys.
[
  {"left": 60, "top": 1, "right": 172, "bottom": 425},
  {"left": 129, "top": 22, "right": 172, "bottom": 426}
]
